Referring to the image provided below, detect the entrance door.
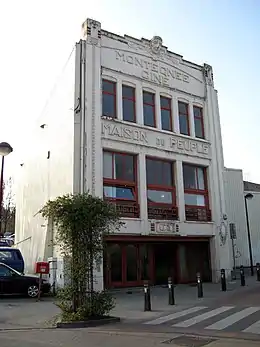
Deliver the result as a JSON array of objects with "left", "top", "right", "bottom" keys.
[
  {"left": 153, "top": 243, "right": 178, "bottom": 285},
  {"left": 105, "top": 243, "right": 152, "bottom": 288}
]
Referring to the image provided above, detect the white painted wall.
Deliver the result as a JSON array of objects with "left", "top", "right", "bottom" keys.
[
  {"left": 15, "top": 48, "right": 76, "bottom": 275},
  {"left": 224, "top": 168, "right": 260, "bottom": 268}
]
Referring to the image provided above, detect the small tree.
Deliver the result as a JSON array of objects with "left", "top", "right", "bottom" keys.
[
  {"left": 1, "top": 177, "right": 15, "bottom": 236},
  {"left": 40, "top": 192, "right": 122, "bottom": 322}
]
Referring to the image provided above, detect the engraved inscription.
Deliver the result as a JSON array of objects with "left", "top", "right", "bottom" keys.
[
  {"left": 115, "top": 51, "right": 189, "bottom": 87},
  {"left": 102, "top": 123, "right": 148, "bottom": 143},
  {"left": 101, "top": 122, "right": 210, "bottom": 157}
]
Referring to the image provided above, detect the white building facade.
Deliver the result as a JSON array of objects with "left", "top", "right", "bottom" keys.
[{"left": 15, "top": 18, "right": 232, "bottom": 289}]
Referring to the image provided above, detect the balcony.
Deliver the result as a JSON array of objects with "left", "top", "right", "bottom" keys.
[
  {"left": 185, "top": 207, "right": 211, "bottom": 222},
  {"left": 107, "top": 200, "right": 140, "bottom": 218},
  {"left": 148, "top": 205, "right": 178, "bottom": 220}
]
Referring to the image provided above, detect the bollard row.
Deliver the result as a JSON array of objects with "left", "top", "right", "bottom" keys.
[{"left": 142, "top": 264, "right": 260, "bottom": 311}]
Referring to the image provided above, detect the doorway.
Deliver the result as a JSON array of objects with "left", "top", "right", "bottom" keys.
[{"left": 153, "top": 243, "right": 178, "bottom": 285}]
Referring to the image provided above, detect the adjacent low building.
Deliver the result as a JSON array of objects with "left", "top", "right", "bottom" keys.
[{"left": 15, "top": 18, "right": 232, "bottom": 289}]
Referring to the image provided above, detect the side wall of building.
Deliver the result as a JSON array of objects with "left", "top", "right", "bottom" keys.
[{"left": 15, "top": 48, "right": 76, "bottom": 276}]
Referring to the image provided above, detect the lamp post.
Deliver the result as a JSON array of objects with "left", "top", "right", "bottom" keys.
[
  {"left": 244, "top": 193, "right": 254, "bottom": 276},
  {"left": 0, "top": 142, "right": 13, "bottom": 236}
]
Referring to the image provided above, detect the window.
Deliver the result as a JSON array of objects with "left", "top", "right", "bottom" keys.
[
  {"left": 146, "top": 158, "right": 178, "bottom": 220},
  {"left": 122, "top": 85, "right": 135, "bottom": 122},
  {"left": 178, "top": 101, "right": 189, "bottom": 135},
  {"left": 194, "top": 106, "right": 204, "bottom": 139},
  {"left": 183, "top": 164, "right": 211, "bottom": 221},
  {"left": 143, "top": 91, "right": 156, "bottom": 127},
  {"left": 103, "top": 151, "right": 139, "bottom": 217},
  {"left": 160, "top": 96, "right": 172, "bottom": 131},
  {"left": 102, "top": 80, "right": 116, "bottom": 118},
  {"left": 0, "top": 265, "right": 12, "bottom": 277}
]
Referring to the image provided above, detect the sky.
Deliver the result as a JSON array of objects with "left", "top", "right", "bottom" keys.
[{"left": 0, "top": 0, "right": 259, "bottom": 184}]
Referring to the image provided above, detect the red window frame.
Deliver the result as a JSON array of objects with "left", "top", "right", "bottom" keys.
[
  {"left": 178, "top": 101, "right": 190, "bottom": 135},
  {"left": 122, "top": 85, "right": 136, "bottom": 123},
  {"left": 183, "top": 164, "right": 209, "bottom": 208},
  {"left": 146, "top": 157, "right": 176, "bottom": 207},
  {"left": 103, "top": 151, "right": 138, "bottom": 203},
  {"left": 160, "top": 96, "right": 172, "bottom": 131},
  {"left": 143, "top": 91, "right": 156, "bottom": 127},
  {"left": 102, "top": 79, "right": 117, "bottom": 118},
  {"left": 193, "top": 106, "right": 205, "bottom": 139}
]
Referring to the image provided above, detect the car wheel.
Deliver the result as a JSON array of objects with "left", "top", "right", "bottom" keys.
[{"left": 27, "top": 285, "right": 39, "bottom": 298}]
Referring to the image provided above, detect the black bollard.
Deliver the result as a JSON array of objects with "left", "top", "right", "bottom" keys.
[
  {"left": 240, "top": 265, "right": 245, "bottom": 286},
  {"left": 168, "top": 277, "right": 175, "bottom": 305},
  {"left": 220, "top": 269, "right": 227, "bottom": 291},
  {"left": 144, "top": 281, "right": 151, "bottom": 311},
  {"left": 256, "top": 263, "right": 260, "bottom": 282},
  {"left": 197, "top": 272, "right": 203, "bottom": 298}
]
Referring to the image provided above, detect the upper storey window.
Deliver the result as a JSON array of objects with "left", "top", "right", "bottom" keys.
[
  {"left": 122, "top": 85, "right": 136, "bottom": 122},
  {"left": 178, "top": 101, "right": 189, "bottom": 135},
  {"left": 194, "top": 106, "right": 204, "bottom": 139},
  {"left": 102, "top": 80, "right": 116, "bottom": 118},
  {"left": 143, "top": 91, "right": 156, "bottom": 127},
  {"left": 160, "top": 96, "right": 172, "bottom": 131}
]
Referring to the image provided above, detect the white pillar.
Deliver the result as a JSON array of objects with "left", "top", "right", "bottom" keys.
[
  {"left": 156, "top": 91, "right": 161, "bottom": 129},
  {"left": 188, "top": 103, "right": 195, "bottom": 137},
  {"left": 116, "top": 78, "right": 123, "bottom": 121},
  {"left": 136, "top": 82, "right": 143, "bottom": 125},
  {"left": 175, "top": 160, "right": 185, "bottom": 222},
  {"left": 172, "top": 96, "right": 179, "bottom": 133},
  {"left": 138, "top": 153, "right": 148, "bottom": 221}
]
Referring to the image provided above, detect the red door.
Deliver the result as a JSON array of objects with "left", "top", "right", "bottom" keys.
[{"left": 105, "top": 243, "right": 153, "bottom": 288}]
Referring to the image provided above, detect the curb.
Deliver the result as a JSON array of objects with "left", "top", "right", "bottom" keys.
[{"left": 56, "top": 316, "right": 120, "bottom": 329}]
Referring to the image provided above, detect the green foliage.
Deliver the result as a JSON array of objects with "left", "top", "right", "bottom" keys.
[{"left": 40, "top": 192, "right": 121, "bottom": 321}]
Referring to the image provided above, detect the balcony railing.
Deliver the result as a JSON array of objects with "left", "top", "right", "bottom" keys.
[
  {"left": 148, "top": 205, "right": 178, "bottom": 220},
  {"left": 107, "top": 200, "right": 140, "bottom": 218},
  {"left": 185, "top": 207, "right": 211, "bottom": 222}
]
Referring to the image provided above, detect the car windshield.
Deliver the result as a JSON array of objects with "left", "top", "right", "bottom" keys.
[
  {"left": 0, "top": 263, "right": 22, "bottom": 276},
  {"left": 0, "top": 250, "right": 13, "bottom": 259}
]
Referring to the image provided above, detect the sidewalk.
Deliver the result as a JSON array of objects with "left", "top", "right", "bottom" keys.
[
  {"left": 111, "top": 276, "right": 260, "bottom": 320},
  {"left": 0, "top": 329, "right": 260, "bottom": 347}
]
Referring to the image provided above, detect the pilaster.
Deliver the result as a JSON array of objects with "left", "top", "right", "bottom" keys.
[{"left": 175, "top": 160, "right": 185, "bottom": 222}]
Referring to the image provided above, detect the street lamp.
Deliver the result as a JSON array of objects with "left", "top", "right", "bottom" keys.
[
  {"left": 244, "top": 193, "right": 254, "bottom": 276},
  {"left": 0, "top": 142, "right": 13, "bottom": 236}
]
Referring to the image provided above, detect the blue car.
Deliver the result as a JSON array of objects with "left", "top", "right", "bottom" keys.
[{"left": 0, "top": 247, "right": 24, "bottom": 273}]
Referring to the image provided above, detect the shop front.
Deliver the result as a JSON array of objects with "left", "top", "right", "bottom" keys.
[{"left": 104, "top": 235, "right": 212, "bottom": 289}]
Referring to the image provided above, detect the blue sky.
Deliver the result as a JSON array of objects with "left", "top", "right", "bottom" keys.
[{"left": 0, "top": 0, "right": 259, "bottom": 182}]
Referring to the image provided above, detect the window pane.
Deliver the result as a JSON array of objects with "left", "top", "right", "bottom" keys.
[
  {"left": 123, "top": 85, "right": 134, "bottom": 99},
  {"left": 194, "top": 106, "right": 202, "bottom": 118},
  {"left": 197, "top": 167, "right": 205, "bottom": 190},
  {"left": 0, "top": 265, "right": 12, "bottom": 277},
  {"left": 123, "top": 99, "right": 135, "bottom": 122},
  {"left": 195, "top": 118, "right": 204, "bottom": 138},
  {"left": 183, "top": 165, "right": 197, "bottom": 189},
  {"left": 124, "top": 155, "right": 135, "bottom": 181},
  {"left": 114, "top": 154, "right": 125, "bottom": 180},
  {"left": 104, "top": 186, "right": 135, "bottom": 200},
  {"left": 161, "top": 109, "right": 171, "bottom": 131},
  {"left": 103, "top": 80, "right": 115, "bottom": 93},
  {"left": 102, "top": 94, "right": 116, "bottom": 118},
  {"left": 178, "top": 102, "right": 187, "bottom": 114},
  {"left": 147, "top": 190, "right": 172, "bottom": 204},
  {"left": 179, "top": 114, "right": 189, "bottom": 135},
  {"left": 146, "top": 159, "right": 173, "bottom": 186},
  {"left": 161, "top": 97, "right": 170, "bottom": 109},
  {"left": 162, "top": 162, "right": 173, "bottom": 186},
  {"left": 143, "top": 104, "right": 155, "bottom": 127},
  {"left": 143, "top": 92, "right": 154, "bottom": 104},
  {"left": 103, "top": 152, "right": 113, "bottom": 178},
  {"left": 184, "top": 194, "right": 205, "bottom": 206}
]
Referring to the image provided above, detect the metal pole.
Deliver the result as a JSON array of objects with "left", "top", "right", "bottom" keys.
[
  {"left": 244, "top": 197, "right": 254, "bottom": 276},
  {"left": 197, "top": 272, "right": 203, "bottom": 298},
  {"left": 220, "top": 269, "right": 227, "bottom": 291},
  {"left": 240, "top": 265, "right": 245, "bottom": 286},
  {"left": 144, "top": 281, "right": 151, "bottom": 311},
  {"left": 0, "top": 156, "right": 5, "bottom": 236},
  {"left": 256, "top": 263, "right": 260, "bottom": 281},
  {"left": 231, "top": 237, "right": 236, "bottom": 280},
  {"left": 168, "top": 277, "right": 175, "bottom": 305}
]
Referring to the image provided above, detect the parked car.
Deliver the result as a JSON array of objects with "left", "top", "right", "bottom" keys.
[
  {"left": 0, "top": 247, "right": 24, "bottom": 273},
  {"left": 0, "top": 262, "right": 50, "bottom": 297}
]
